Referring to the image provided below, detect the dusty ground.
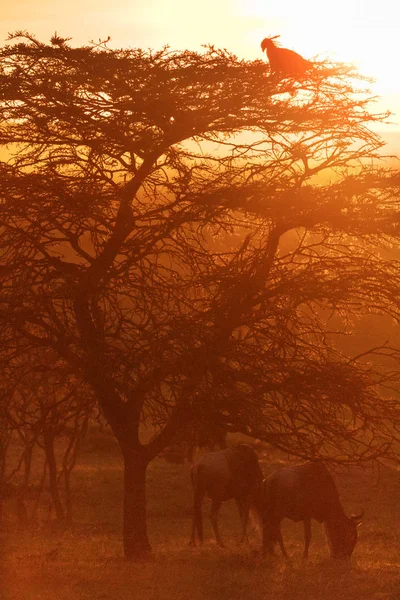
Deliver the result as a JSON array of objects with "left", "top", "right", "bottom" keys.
[{"left": 1, "top": 432, "right": 400, "bottom": 600}]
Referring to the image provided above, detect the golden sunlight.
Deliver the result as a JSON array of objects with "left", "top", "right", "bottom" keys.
[
  {"left": 0, "top": 0, "right": 399, "bottom": 129},
  {"left": 237, "top": 0, "right": 400, "bottom": 101}
]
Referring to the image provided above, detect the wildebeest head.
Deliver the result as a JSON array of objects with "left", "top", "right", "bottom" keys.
[
  {"left": 226, "top": 444, "right": 264, "bottom": 498},
  {"left": 325, "top": 511, "right": 363, "bottom": 558},
  {"left": 236, "top": 445, "right": 264, "bottom": 480}
]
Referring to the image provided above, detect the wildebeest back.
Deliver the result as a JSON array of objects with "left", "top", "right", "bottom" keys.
[
  {"left": 266, "top": 461, "right": 341, "bottom": 523},
  {"left": 192, "top": 445, "right": 263, "bottom": 501}
]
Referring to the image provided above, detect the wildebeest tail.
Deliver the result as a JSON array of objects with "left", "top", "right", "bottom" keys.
[
  {"left": 191, "top": 464, "right": 204, "bottom": 543},
  {"left": 261, "top": 475, "right": 281, "bottom": 553}
]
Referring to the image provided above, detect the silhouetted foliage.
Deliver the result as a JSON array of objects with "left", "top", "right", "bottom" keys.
[{"left": 1, "top": 33, "right": 400, "bottom": 558}]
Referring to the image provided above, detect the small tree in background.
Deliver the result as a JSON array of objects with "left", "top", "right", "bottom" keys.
[
  {"left": 1, "top": 33, "right": 400, "bottom": 558},
  {"left": 1, "top": 349, "right": 93, "bottom": 525}
]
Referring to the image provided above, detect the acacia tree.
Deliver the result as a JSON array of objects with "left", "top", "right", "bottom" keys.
[{"left": 1, "top": 33, "right": 400, "bottom": 559}]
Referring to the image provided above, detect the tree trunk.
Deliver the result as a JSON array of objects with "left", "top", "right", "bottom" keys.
[
  {"left": 64, "top": 469, "right": 73, "bottom": 525},
  {"left": 122, "top": 448, "right": 151, "bottom": 560},
  {"left": 43, "top": 430, "right": 65, "bottom": 522}
]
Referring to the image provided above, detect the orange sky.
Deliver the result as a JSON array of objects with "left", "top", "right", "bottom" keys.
[{"left": 2, "top": 0, "right": 400, "bottom": 130}]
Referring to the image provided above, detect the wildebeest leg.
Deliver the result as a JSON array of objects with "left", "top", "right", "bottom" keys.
[
  {"left": 189, "top": 489, "right": 205, "bottom": 546},
  {"left": 210, "top": 499, "right": 224, "bottom": 547},
  {"left": 262, "top": 520, "right": 283, "bottom": 557},
  {"left": 303, "top": 518, "right": 311, "bottom": 559},
  {"left": 262, "top": 524, "right": 273, "bottom": 556},
  {"left": 235, "top": 497, "right": 249, "bottom": 543},
  {"left": 276, "top": 525, "right": 288, "bottom": 558}
]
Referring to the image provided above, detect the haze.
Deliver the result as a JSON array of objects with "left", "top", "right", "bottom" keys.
[{"left": 1, "top": 0, "right": 399, "bottom": 130}]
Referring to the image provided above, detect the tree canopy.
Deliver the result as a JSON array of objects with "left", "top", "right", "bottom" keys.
[{"left": 1, "top": 33, "right": 400, "bottom": 557}]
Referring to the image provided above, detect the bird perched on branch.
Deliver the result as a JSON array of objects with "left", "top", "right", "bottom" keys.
[{"left": 261, "top": 36, "right": 313, "bottom": 77}]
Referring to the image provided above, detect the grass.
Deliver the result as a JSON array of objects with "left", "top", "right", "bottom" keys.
[{"left": 1, "top": 430, "right": 400, "bottom": 600}]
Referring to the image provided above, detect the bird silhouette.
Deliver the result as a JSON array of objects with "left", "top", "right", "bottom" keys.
[{"left": 261, "top": 36, "right": 313, "bottom": 77}]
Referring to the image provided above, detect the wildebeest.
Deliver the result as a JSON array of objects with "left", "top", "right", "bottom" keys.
[
  {"left": 253, "top": 462, "right": 363, "bottom": 559},
  {"left": 189, "top": 444, "right": 264, "bottom": 548}
]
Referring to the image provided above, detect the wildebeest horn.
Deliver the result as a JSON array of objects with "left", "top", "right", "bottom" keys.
[{"left": 350, "top": 510, "right": 364, "bottom": 523}]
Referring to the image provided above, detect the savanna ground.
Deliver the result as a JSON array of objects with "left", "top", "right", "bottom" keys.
[{"left": 1, "top": 429, "right": 400, "bottom": 600}]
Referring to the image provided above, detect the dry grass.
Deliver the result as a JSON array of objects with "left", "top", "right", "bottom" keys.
[{"left": 1, "top": 430, "right": 400, "bottom": 600}]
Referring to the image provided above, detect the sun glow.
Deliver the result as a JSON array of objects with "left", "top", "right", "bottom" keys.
[
  {"left": 236, "top": 0, "right": 400, "bottom": 125},
  {"left": 1, "top": 0, "right": 399, "bottom": 130}
]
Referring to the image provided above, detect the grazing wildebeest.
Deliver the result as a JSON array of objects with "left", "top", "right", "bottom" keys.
[
  {"left": 189, "top": 444, "right": 263, "bottom": 548},
  {"left": 254, "top": 462, "right": 363, "bottom": 559}
]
